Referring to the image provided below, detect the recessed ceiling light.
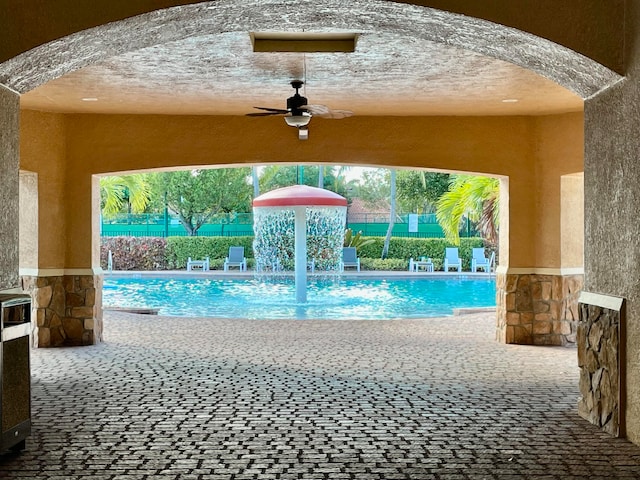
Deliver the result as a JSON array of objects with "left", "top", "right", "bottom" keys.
[
  {"left": 81, "top": 97, "right": 98, "bottom": 102},
  {"left": 501, "top": 98, "right": 519, "bottom": 103}
]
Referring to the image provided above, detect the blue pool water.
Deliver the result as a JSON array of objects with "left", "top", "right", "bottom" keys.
[{"left": 103, "top": 275, "right": 496, "bottom": 320}]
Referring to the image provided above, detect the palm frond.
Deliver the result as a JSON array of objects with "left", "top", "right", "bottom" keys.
[
  {"left": 100, "top": 174, "right": 151, "bottom": 218},
  {"left": 435, "top": 175, "right": 499, "bottom": 246},
  {"left": 100, "top": 177, "right": 126, "bottom": 217}
]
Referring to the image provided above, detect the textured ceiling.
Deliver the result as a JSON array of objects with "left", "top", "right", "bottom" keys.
[{"left": 20, "top": 30, "right": 583, "bottom": 117}]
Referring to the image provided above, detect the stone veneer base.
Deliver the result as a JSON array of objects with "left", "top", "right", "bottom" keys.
[
  {"left": 21, "top": 274, "right": 103, "bottom": 347},
  {"left": 577, "top": 293, "right": 624, "bottom": 437},
  {"left": 496, "top": 272, "right": 583, "bottom": 345}
]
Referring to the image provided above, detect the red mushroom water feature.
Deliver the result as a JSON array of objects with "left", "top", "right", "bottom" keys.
[{"left": 253, "top": 185, "right": 348, "bottom": 303}]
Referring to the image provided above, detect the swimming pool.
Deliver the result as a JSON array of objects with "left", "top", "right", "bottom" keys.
[{"left": 103, "top": 275, "right": 496, "bottom": 320}]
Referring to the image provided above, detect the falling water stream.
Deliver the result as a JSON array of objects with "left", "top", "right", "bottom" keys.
[{"left": 252, "top": 206, "right": 347, "bottom": 286}]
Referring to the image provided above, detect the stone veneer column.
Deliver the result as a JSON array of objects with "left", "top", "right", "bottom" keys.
[
  {"left": 21, "top": 273, "right": 103, "bottom": 347},
  {"left": 577, "top": 292, "right": 624, "bottom": 437},
  {"left": 496, "top": 271, "right": 583, "bottom": 345}
]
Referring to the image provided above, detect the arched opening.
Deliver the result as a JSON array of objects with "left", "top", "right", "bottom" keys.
[{"left": 2, "top": 0, "right": 629, "bottom": 449}]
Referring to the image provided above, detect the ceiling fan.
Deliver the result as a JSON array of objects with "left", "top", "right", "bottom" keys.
[{"left": 247, "top": 80, "right": 353, "bottom": 139}]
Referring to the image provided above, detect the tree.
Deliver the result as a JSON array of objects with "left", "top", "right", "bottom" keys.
[
  {"left": 100, "top": 174, "right": 151, "bottom": 218},
  {"left": 331, "top": 165, "right": 352, "bottom": 195},
  {"left": 259, "top": 165, "right": 300, "bottom": 191},
  {"left": 352, "top": 169, "right": 390, "bottom": 207},
  {"left": 435, "top": 174, "right": 500, "bottom": 246},
  {"left": 396, "top": 170, "right": 450, "bottom": 213},
  {"left": 259, "top": 165, "right": 355, "bottom": 200},
  {"left": 149, "top": 168, "right": 252, "bottom": 236},
  {"left": 252, "top": 166, "right": 260, "bottom": 198},
  {"left": 381, "top": 169, "right": 396, "bottom": 259}
]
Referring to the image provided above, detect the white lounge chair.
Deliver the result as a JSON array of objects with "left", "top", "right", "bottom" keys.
[
  {"left": 187, "top": 256, "right": 209, "bottom": 271},
  {"left": 340, "top": 247, "right": 361, "bottom": 272},
  {"left": 443, "top": 247, "right": 462, "bottom": 272},
  {"left": 471, "top": 248, "right": 491, "bottom": 272},
  {"left": 223, "top": 247, "right": 247, "bottom": 272}
]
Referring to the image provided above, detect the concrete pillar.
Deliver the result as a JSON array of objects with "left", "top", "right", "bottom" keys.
[
  {"left": 18, "top": 110, "right": 103, "bottom": 347},
  {"left": 0, "top": 85, "right": 20, "bottom": 291},
  {"left": 495, "top": 115, "right": 584, "bottom": 346},
  {"left": 582, "top": 3, "right": 640, "bottom": 444}
]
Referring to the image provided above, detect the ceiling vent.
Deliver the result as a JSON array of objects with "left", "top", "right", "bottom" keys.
[{"left": 250, "top": 32, "right": 359, "bottom": 53}]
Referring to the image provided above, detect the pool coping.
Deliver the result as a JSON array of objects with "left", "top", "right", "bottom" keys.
[
  {"left": 453, "top": 306, "right": 497, "bottom": 316},
  {"left": 103, "top": 269, "right": 496, "bottom": 281},
  {"left": 103, "top": 306, "right": 160, "bottom": 315}
]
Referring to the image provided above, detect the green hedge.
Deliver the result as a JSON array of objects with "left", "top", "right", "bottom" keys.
[
  {"left": 102, "top": 235, "right": 494, "bottom": 271},
  {"left": 359, "top": 258, "right": 408, "bottom": 271},
  {"left": 165, "top": 236, "right": 255, "bottom": 269},
  {"left": 356, "top": 237, "right": 490, "bottom": 271}
]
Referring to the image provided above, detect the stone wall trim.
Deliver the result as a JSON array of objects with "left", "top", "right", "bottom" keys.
[
  {"left": 19, "top": 268, "right": 103, "bottom": 277},
  {"left": 579, "top": 291, "right": 624, "bottom": 311},
  {"left": 497, "top": 266, "right": 585, "bottom": 276}
]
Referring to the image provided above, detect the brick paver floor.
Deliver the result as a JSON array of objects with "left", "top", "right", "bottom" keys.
[{"left": 2, "top": 311, "right": 640, "bottom": 479}]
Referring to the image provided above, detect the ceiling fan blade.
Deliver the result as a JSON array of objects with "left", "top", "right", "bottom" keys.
[
  {"left": 253, "top": 106, "right": 290, "bottom": 114},
  {"left": 246, "top": 111, "right": 285, "bottom": 117},
  {"left": 303, "top": 104, "right": 354, "bottom": 119},
  {"left": 323, "top": 109, "right": 354, "bottom": 119}
]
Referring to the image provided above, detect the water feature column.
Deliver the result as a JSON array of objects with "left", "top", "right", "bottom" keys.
[
  {"left": 253, "top": 185, "right": 347, "bottom": 303},
  {"left": 294, "top": 206, "right": 307, "bottom": 302}
]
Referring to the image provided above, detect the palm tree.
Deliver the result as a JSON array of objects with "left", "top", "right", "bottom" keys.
[
  {"left": 435, "top": 174, "right": 500, "bottom": 246},
  {"left": 100, "top": 174, "right": 151, "bottom": 218}
]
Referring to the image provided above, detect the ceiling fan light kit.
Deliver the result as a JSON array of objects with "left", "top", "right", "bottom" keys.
[{"left": 284, "top": 114, "right": 312, "bottom": 128}]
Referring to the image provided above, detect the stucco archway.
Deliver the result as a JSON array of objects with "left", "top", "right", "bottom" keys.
[
  {"left": 6, "top": 0, "right": 607, "bottom": 345},
  {"left": 0, "top": 0, "right": 620, "bottom": 98},
  {"left": 0, "top": 2, "right": 640, "bottom": 448}
]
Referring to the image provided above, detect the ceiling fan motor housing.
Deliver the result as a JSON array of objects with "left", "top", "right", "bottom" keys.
[{"left": 287, "top": 92, "right": 308, "bottom": 116}]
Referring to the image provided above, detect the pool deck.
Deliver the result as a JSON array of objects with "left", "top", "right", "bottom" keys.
[{"left": 3, "top": 311, "right": 640, "bottom": 479}]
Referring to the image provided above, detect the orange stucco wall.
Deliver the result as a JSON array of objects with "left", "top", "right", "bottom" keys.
[
  {"left": 19, "top": 110, "right": 584, "bottom": 272},
  {"left": 20, "top": 110, "right": 67, "bottom": 270},
  {"left": 533, "top": 114, "right": 585, "bottom": 269}
]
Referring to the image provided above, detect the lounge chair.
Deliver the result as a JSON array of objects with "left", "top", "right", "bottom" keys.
[
  {"left": 223, "top": 247, "right": 247, "bottom": 272},
  {"left": 471, "top": 248, "right": 491, "bottom": 272},
  {"left": 340, "top": 247, "right": 361, "bottom": 272},
  {"left": 187, "top": 256, "right": 209, "bottom": 271},
  {"left": 443, "top": 247, "right": 462, "bottom": 272}
]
